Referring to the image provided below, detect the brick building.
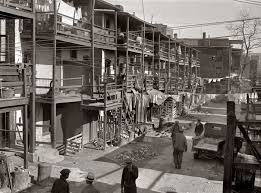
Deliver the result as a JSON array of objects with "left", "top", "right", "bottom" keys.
[{"left": 179, "top": 32, "right": 242, "bottom": 79}]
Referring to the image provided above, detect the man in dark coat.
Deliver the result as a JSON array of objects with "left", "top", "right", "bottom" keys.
[
  {"left": 194, "top": 119, "right": 204, "bottom": 136},
  {"left": 173, "top": 127, "right": 187, "bottom": 169},
  {"left": 51, "top": 169, "right": 70, "bottom": 193},
  {"left": 171, "top": 121, "right": 180, "bottom": 148},
  {"left": 121, "top": 158, "right": 139, "bottom": 193},
  {"left": 81, "top": 172, "right": 100, "bottom": 193}
]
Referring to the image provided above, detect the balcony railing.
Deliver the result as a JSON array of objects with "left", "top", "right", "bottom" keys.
[
  {"left": 145, "top": 75, "right": 153, "bottom": 90},
  {"left": 144, "top": 39, "right": 154, "bottom": 54},
  {"left": 0, "top": 0, "right": 33, "bottom": 12},
  {"left": 82, "top": 82, "right": 123, "bottom": 107},
  {"left": 158, "top": 46, "right": 169, "bottom": 59},
  {"left": 36, "top": 76, "right": 84, "bottom": 97},
  {"left": 94, "top": 25, "right": 116, "bottom": 47},
  {"left": 126, "top": 75, "right": 136, "bottom": 90},
  {"left": 35, "top": 12, "right": 91, "bottom": 41},
  {"left": 118, "top": 32, "right": 153, "bottom": 53},
  {"left": 0, "top": 63, "right": 31, "bottom": 100}
]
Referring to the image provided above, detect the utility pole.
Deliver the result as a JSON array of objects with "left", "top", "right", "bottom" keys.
[{"left": 228, "top": 46, "right": 232, "bottom": 97}]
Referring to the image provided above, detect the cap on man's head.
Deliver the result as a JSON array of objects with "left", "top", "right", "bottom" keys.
[
  {"left": 86, "top": 172, "right": 95, "bottom": 182},
  {"left": 125, "top": 158, "right": 132, "bottom": 164},
  {"left": 60, "top": 169, "right": 71, "bottom": 176}
]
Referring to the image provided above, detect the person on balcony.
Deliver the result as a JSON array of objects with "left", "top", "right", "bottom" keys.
[{"left": 136, "top": 36, "right": 142, "bottom": 46}]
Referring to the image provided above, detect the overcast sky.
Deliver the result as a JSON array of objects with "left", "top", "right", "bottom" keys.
[{"left": 107, "top": 0, "right": 261, "bottom": 52}]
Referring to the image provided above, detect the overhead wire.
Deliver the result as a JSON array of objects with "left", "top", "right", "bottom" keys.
[
  {"left": 168, "top": 17, "right": 261, "bottom": 30},
  {"left": 233, "top": 0, "right": 261, "bottom": 6}
]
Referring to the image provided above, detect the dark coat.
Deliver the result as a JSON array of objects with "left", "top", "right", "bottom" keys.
[
  {"left": 121, "top": 165, "right": 139, "bottom": 193},
  {"left": 81, "top": 184, "right": 100, "bottom": 193},
  {"left": 171, "top": 124, "right": 180, "bottom": 138},
  {"left": 195, "top": 123, "right": 204, "bottom": 136},
  {"left": 51, "top": 177, "right": 70, "bottom": 193}
]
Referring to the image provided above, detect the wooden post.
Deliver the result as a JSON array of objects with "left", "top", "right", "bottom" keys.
[
  {"left": 23, "top": 105, "right": 28, "bottom": 169},
  {"left": 91, "top": 0, "right": 96, "bottom": 97},
  {"left": 51, "top": 0, "right": 57, "bottom": 148},
  {"left": 188, "top": 48, "right": 192, "bottom": 89},
  {"left": 223, "top": 101, "right": 236, "bottom": 193},
  {"left": 119, "top": 107, "right": 122, "bottom": 140},
  {"left": 168, "top": 37, "right": 171, "bottom": 93},
  {"left": 126, "top": 16, "right": 129, "bottom": 90},
  {"left": 114, "top": 11, "right": 117, "bottom": 84},
  {"left": 103, "top": 110, "right": 107, "bottom": 150},
  {"left": 30, "top": 1, "right": 36, "bottom": 153},
  {"left": 158, "top": 34, "right": 161, "bottom": 89},
  {"left": 141, "top": 23, "right": 145, "bottom": 122},
  {"left": 152, "top": 29, "right": 155, "bottom": 77},
  {"left": 183, "top": 46, "right": 186, "bottom": 91}
]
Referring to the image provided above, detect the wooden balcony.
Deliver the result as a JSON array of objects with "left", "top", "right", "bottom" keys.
[
  {"left": 118, "top": 32, "right": 154, "bottom": 55},
  {"left": 145, "top": 75, "right": 153, "bottom": 91},
  {"left": 94, "top": 25, "right": 116, "bottom": 50},
  {"left": 170, "top": 51, "right": 176, "bottom": 62},
  {"left": 157, "top": 46, "right": 169, "bottom": 61},
  {"left": 81, "top": 82, "right": 123, "bottom": 111},
  {"left": 0, "top": 63, "right": 31, "bottom": 109},
  {"left": 35, "top": 76, "right": 84, "bottom": 104},
  {"left": 33, "top": 12, "right": 91, "bottom": 46},
  {"left": 0, "top": 0, "right": 34, "bottom": 18},
  {"left": 126, "top": 75, "right": 136, "bottom": 91},
  {"left": 154, "top": 75, "right": 165, "bottom": 91}
]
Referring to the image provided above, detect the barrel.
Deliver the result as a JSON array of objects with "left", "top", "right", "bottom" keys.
[{"left": 37, "top": 163, "right": 52, "bottom": 183}]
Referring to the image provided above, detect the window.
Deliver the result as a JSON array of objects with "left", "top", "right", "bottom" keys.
[{"left": 70, "top": 50, "right": 77, "bottom": 59}]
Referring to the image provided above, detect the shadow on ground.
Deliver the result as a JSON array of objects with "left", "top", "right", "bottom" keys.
[
  {"left": 19, "top": 178, "right": 161, "bottom": 193},
  {"left": 95, "top": 136, "right": 224, "bottom": 181}
]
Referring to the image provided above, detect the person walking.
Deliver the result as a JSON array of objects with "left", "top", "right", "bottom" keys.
[
  {"left": 171, "top": 121, "right": 180, "bottom": 148},
  {"left": 81, "top": 172, "right": 100, "bottom": 193},
  {"left": 51, "top": 169, "right": 71, "bottom": 193},
  {"left": 121, "top": 158, "right": 139, "bottom": 193},
  {"left": 173, "top": 127, "right": 187, "bottom": 169},
  {"left": 194, "top": 119, "right": 204, "bottom": 136}
]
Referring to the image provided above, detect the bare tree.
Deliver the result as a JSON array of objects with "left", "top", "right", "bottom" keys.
[{"left": 227, "top": 9, "right": 261, "bottom": 78}]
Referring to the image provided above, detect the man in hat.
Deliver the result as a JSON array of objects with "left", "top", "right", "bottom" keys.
[
  {"left": 173, "top": 127, "right": 187, "bottom": 169},
  {"left": 121, "top": 158, "right": 139, "bottom": 193},
  {"left": 81, "top": 172, "right": 100, "bottom": 193},
  {"left": 51, "top": 169, "right": 71, "bottom": 193}
]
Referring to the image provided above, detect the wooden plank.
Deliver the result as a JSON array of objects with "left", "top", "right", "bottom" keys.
[
  {"left": 223, "top": 101, "right": 236, "bottom": 193},
  {"left": 0, "top": 98, "right": 29, "bottom": 108},
  {"left": 2, "top": 81, "right": 24, "bottom": 87}
]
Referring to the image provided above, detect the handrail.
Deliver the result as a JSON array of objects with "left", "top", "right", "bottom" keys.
[
  {"left": 3, "top": 0, "right": 33, "bottom": 12},
  {"left": 36, "top": 76, "right": 84, "bottom": 95},
  {"left": 94, "top": 24, "right": 116, "bottom": 32}
]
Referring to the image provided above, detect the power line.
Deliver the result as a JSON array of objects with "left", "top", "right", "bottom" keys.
[
  {"left": 169, "top": 17, "right": 261, "bottom": 30},
  {"left": 233, "top": 0, "right": 261, "bottom": 6},
  {"left": 245, "top": 0, "right": 261, "bottom": 4}
]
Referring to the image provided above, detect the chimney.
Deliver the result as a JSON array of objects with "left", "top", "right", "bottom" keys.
[
  {"left": 174, "top": 33, "right": 177, "bottom": 39},
  {"left": 203, "top": 32, "right": 206, "bottom": 39},
  {"left": 133, "top": 12, "right": 135, "bottom": 16}
]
